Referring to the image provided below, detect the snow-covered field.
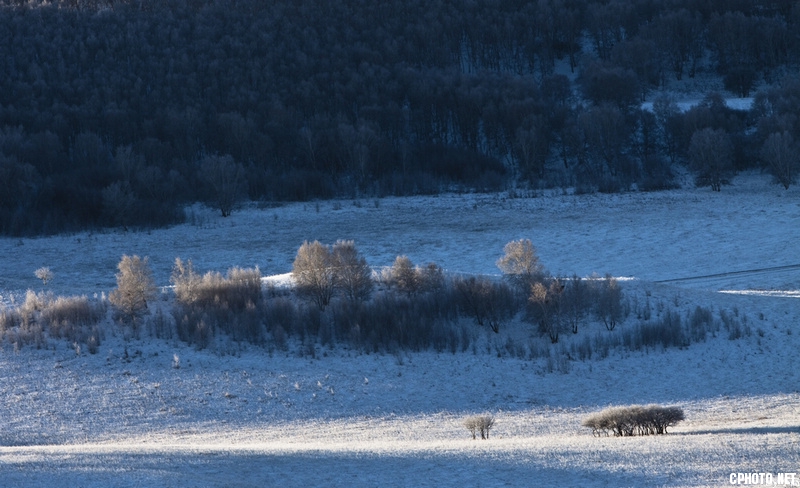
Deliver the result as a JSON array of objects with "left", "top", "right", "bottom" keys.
[{"left": 1, "top": 172, "right": 799, "bottom": 487}]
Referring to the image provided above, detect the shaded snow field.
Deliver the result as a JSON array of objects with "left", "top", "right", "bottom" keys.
[{"left": 1, "top": 173, "right": 799, "bottom": 487}]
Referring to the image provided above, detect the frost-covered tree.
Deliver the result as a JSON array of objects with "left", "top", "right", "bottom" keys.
[
  {"left": 388, "top": 255, "right": 419, "bottom": 296},
  {"left": 496, "top": 239, "right": 546, "bottom": 292},
  {"left": 292, "top": 241, "right": 336, "bottom": 309},
  {"left": 170, "top": 257, "right": 202, "bottom": 305},
  {"left": 464, "top": 415, "right": 496, "bottom": 440},
  {"left": 35, "top": 267, "right": 53, "bottom": 286},
  {"left": 109, "top": 255, "right": 157, "bottom": 323},
  {"left": 332, "top": 240, "right": 373, "bottom": 302},
  {"left": 583, "top": 405, "right": 684, "bottom": 437},
  {"left": 386, "top": 256, "right": 444, "bottom": 296}
]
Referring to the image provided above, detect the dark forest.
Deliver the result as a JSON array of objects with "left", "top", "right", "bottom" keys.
[{"left": 1, "top": 0, "right": 799, "bottom": 235}]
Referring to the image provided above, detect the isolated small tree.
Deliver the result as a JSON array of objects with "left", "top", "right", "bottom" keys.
[
  {"left": 35, "top": 267, "right": 53, "bottom": 286},
  {"left": 109, "top": 255, "right": 157, "bottom": 324},
  {"left": 292, "top": 240, "right": 336, "bottom": 309},
  {"left": 332, "top": 240, "right": 373, "bottom": 302},
  {"left": 596, "top": 274, "right": 624, "bottom": 331},
  {"left": 496, "top": 239, "right": 546, "bottom": 292},
  {"left": 529, "top": 279, "right": 564, "bottom": 343},
  {"left": 199, "top": 153, "right": 246, "bottom": 217},
  {"left": 561, "top": 275, "right": 587, "bottom": 334}
]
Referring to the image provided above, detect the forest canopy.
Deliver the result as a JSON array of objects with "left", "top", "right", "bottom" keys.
[{"left": 1, "top": 0, "right": 799, "bottom": 235}]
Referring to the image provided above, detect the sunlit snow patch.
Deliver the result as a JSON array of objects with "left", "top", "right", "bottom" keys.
[{"left": 719, "top": 289, "right": 800, "bottom": 298}]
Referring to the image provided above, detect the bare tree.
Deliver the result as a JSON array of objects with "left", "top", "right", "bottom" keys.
[
  {"left": 292, "top": 241, "right": 336, "bottom": 309},
  {"left": 596, "top": 274, "right": 624, "bottom": 331},
  {"left": 496, "top": 239, "right": 546, "bottom": 292},
  {"left": 109, "top": 255, "right": 157, "bottom": 324},
  {"left": 199, "top": 154, "right": 246, "bottom": 217},
  {"left": 689, "top": 127, "right": 733, "bottom": 191},
  {"left": 529, "top": 278, "right": 564, "bottom": 343},
  {"left": 761, "top": 131, "right": 798, "bottom": 189},
  {"left": 454, "top": 276, "right": 515, "bottom": 333},
  {"left": 562, "top": 274, "right": 587, "bottom": 334},
  {"left": 332, "top": 240, "right": 373, "bottom": 302}
]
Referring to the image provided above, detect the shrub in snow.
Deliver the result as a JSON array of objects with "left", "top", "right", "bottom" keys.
[
  {"left": 386, "top": 255, "right": 417, "bottom": 295},
  {"left": 464, "top": 415, "right": 495, "bottom": 440},
  {"left": 0, "top": 291, "right": 104, "bottom": 352},
  {"left": 582, "top": 405, "right": 684, "bottom": 437},
  {"left": 171, "top": 258, "right": 202, "bottom": 305},
  {"left": 40, "top": 295, "right": 105, "bottom": 332},
  {"left": 329, "top": 289, "right": 465, "bottom": 353},
  {"left": 171, "top": 262, "right": 264, "bottom": 347},
  {"left": 40, "top": 295, "right": 105, "bottom": 351}
]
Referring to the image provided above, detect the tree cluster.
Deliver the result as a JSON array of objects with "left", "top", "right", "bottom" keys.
[
  {"left": 292, "top": 240, "right": 373, "bottom": 309},
  {"left": 582, "top": 405, "right": 685, "bottom": 437},
  {"left": 463, "top": 415, "right": 495, "bottom": 440},
  {"left": 2, "top": 0, "right": 800, "bottom": 235}
]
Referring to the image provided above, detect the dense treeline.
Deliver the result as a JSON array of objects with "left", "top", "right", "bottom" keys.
[{"left": 1, "top": 0, "right": 800, "bottom": 235}]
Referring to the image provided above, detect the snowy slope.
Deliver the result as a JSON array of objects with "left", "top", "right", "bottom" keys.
[
  {"left": 0, "top": 172, "right": 799, "bottom": 487},
  {"left": 2, "top": 172, "right": 798, "bottom": 298}
]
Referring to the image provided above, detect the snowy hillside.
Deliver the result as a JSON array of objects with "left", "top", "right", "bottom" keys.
[{"left": 1, "top": 172, "right": 799, "bottom": 487}]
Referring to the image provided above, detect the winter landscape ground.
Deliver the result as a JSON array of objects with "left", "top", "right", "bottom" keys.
[{"left": 1, "top": 172, "right": 799, "bottom": 487}]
